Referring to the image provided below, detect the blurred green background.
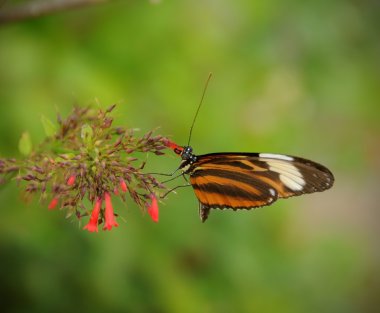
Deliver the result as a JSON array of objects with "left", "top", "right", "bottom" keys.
[{"left": 0, "top": 0, "right": 379, "bottom": 312}]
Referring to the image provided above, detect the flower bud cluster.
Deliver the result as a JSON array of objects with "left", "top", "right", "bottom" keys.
[{"left": 0, "top": 105, "right": 171, "bottom": 231}]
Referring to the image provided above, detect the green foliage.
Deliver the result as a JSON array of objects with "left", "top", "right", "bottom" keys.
[
  {"left": 40, "top": 115, "right": 57, "bottom": 137},
  {"left": 80, "top": 123, "right": 93, "bottom": 147},
  {"left": 18, "top": 131, "right": 32, "bottom": 156}
]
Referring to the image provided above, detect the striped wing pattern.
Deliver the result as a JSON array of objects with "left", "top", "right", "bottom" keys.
[{"left": 187, "top": 153, "right": 334, "bottom": 222}]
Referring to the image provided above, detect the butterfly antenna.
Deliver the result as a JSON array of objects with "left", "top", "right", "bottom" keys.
[{"left": 187, "top": 72, "right": 213, "bottom": 146}]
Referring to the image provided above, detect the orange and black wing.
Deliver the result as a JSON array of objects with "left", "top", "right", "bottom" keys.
[{"left": 188, "top": 153, "right": 334, "bottom": 222}]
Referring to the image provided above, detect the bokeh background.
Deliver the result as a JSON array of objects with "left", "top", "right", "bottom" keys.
[{"left": 0, "top": 0, "right": 379, "bottom": 312}]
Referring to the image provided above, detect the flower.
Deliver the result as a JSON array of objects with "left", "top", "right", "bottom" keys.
[
  {"left": 83, "top": 197, "right": 102, "bottom": 232},
  {"left": 103, "top": 192, "right": 119, "bottom": 230},
  {"left": 11, "top": 105, "right": 171, "bottom": 231},
  {"left": 67, "top": 175, "right": 76, "bottom": 186},
  {"left": 163, "top": 139, "right": 180, "bottom": 151},
  {"left": 147, "top": 194, "right": 159, "bottom": 222},
  {"left": 48, "top": 197, "right": 59, "bottom": 210},
  {"left": 120, "top": 178, "right": 128, "bottom": 193},
  {"left": 163, "top": 139, "right": 183, "bottom": 156}
]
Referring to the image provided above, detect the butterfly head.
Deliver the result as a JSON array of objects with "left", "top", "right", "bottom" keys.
[
  {"left": 180, "top": 146, "right": 197, "bottom": 162},
  {"left": 178, "top": 146, "right": 197, "bottom": 173},
  {"left": 164, "top": 135, "right": 197, "bottom": 162}
]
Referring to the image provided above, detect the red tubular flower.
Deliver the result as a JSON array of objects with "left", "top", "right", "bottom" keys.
[
  {"left": 163, "top": 139, "right": 181, "bottom": 151},
  {"left": 103, "top": 192, "right": 119, "bottom": 231},
  {"left": 147, "top": 194, "right": 159, "bottom": 223},
  {"left": 48, "top": 197, "right": 59, "bottom": 210},
  {"left": 83, "top": 197, "right": 102, "bottom": 232},
  {"left": 67, "top": 175, "right": 76, "bottom": 186},
  {"left": 120, "top": 178, "right": 128, "bottom": 193}
]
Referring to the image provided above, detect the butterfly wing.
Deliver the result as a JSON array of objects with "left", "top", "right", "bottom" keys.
[{"left": 188, "top": 153, "right": 334, "bottom": 222}]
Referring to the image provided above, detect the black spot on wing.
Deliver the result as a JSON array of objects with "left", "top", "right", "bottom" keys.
[
  {"left": 205, "top": 160, "right": 254, "bottom": 170},
  {"left": 191, "top": 169, "right": 259, "bottom": 186},
  {"left": 192, "top": 182, "right": 257, "bottom": 199}
]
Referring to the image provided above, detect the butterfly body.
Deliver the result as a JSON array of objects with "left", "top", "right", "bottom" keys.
[{"left": 173, "top": 145, "right": 334, "bottom": 222}]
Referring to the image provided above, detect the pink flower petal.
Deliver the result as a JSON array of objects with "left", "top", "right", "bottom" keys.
[
  {"left": 67, "top": 175, "right": 76, "bottom": 186},
  {"left": 147, "top": 194, "right": 159, "bottom": 223},
  {"left": 120, "top": 178, "right": 128, "bottom": 193},
  {"left": 48, "top": 197, "right": 59, "bottom": 210},
  {"left": 103, "top": 192, "right": 119, "bottom": 231},
  {"left": 83, "top": 197, "right": 102, "bottom": 233},
  {"left": 163, "top": 139, "right": 183, "bottom": 155}
]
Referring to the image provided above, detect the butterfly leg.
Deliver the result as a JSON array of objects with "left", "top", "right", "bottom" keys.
[
  {"left": 160, "top": 172, "right": 186, "bottom": 184},
  {"left": 144, "top": 164, "right": 183, "bottom": 177},
  {"left": 160, "top": 183, "right": 191, "bottom": 199},
  {"left": 182, "top": 174, "right": 190, "bottom": 183}
]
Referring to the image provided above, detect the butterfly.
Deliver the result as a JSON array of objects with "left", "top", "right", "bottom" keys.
[
  {"left": 163, "top": 73, "right": 334, "bottom": 221},
  {"left": 166, "top": 143, "right": 334, "bottom": 222}
]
